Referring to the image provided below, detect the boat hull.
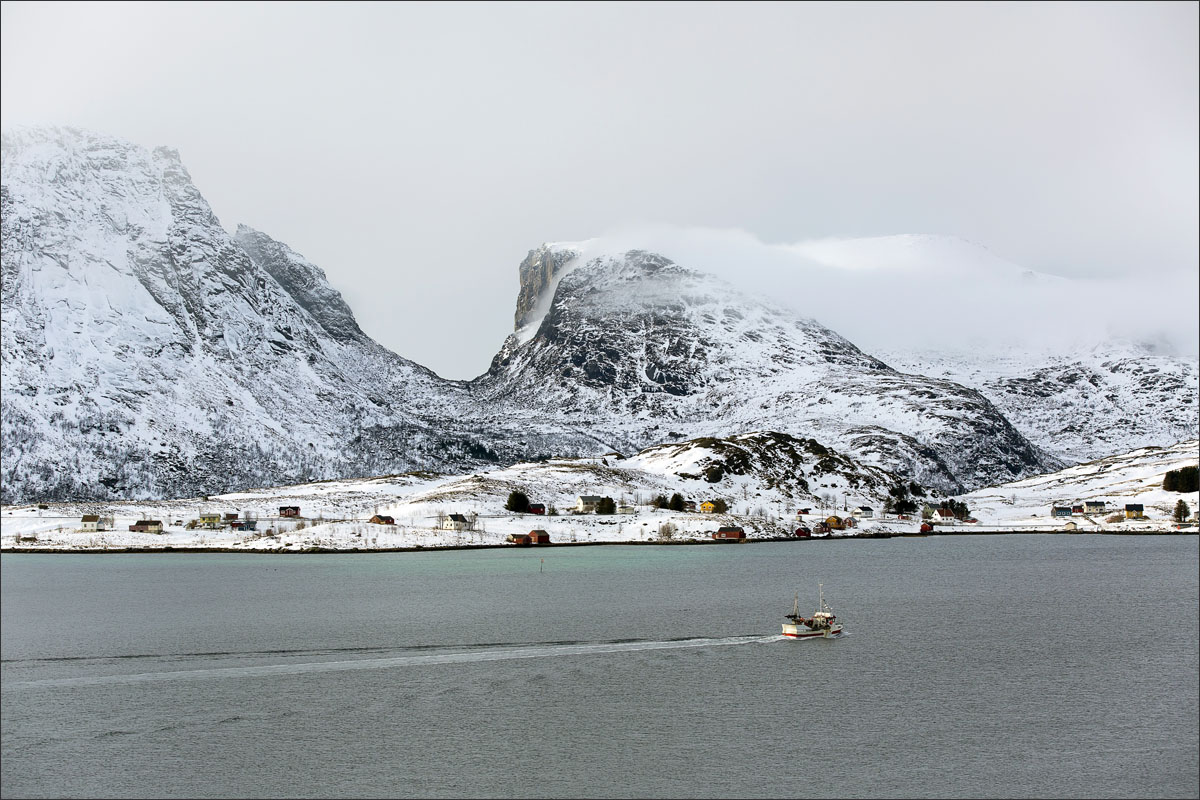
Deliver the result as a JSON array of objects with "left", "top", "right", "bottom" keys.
[{"left": 782, "top": 623, "right": 843, "bottom": 638}]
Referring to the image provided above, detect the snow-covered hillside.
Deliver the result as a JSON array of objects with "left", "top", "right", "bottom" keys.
[
  {"left": 964, "top": 439, "right": 1199, "bottom": 531},
  {"left": 881, "top": 343, "right": 1198, "bottom": 464},
  {"left": 3, "top": 438, "right": 1194, "bottom": 552}
]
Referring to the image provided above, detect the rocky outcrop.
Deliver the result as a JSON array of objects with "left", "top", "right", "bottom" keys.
[{"left": 513, "top": 243, "right": 579, "bottom": 330}]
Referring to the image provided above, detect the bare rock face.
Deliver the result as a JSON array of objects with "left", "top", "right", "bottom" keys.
[{"left": 514, "top": 244, "right": 578, "bottom": 330}]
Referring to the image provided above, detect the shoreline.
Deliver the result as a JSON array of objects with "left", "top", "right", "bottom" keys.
[{"left": 3, "top": 529, "right": 1195, "bottom": 554}]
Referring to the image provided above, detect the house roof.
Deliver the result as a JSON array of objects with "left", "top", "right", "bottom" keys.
[
  {"left": 448, "top": 513, "right": 469, "bottom": 522},
  {"left": 133, "top": 520, "right": 161, "bottom": 526},
  {"left": 81, "top": 514, "right": 99, "bottom": 522},
  {"left": 577, "top": 495, "right": 603, "bottom": 502},
  {"left": 529, "top": 530, "right": 548, "bottom": 535},
  {"left": 1125, "top": 504, "right": 1144, "bottom": 511}
]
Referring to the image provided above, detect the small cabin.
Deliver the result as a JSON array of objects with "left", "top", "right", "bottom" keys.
[
  {"left": 684, "top": 501, "right": 697, "bottom": 512},
  {"left": 825, "top": 516, "right": 844, "bottom": 530},
  {"left": 1051, "top": 506, "right": 1072, "bottom": 518},
  {"left": 797, "top": 508, "right": 812, "bottom": 516},
  {"left": 935, "top": 509, "right": 958, "bottom": 522},
  {"left": 852, "top": 506, "right": 874, "bottom": 519},
  {"left": 279, "top": 506, "right": 300, "bottom": 517},
  {"left": 507, "top": 533, "right": 532, "bottom": 545},
  {"left": 528, "top": 504, "right": 546, "bottom": 515},
  {"left": 80, "top": 514, "right": 100, "bottom": 532},
  {"left": 129, "top": 520, "right": 163, "bottom": 533},
  {"left": 793, "top": 526, "right": 811, "bottom": 538},
  {"left": 700, "top": 501, "right": 718, "bottom": 514},
  {"left": 369, "top": 515, "right": 395, "bottom": 525},
  {"left": 1071, "top": 505, "right": 1084, "bottom": 516},
  {"left": 1063, "top": 521, "right": 1078, "bottom": 531},
  {"left": 1125, "top": 504, "right": 1144, "bottom": 519},
  {"left": 713, "top": 526, "right": 745, "bottom": 541},
  {"left": 442, "top": 513, "right": 470, "bottom": 531},
  {"left": 1084, "top": 501, "right": 1106, "bottom": 515},
  {"left": 224, "top": 512, "right": 239, "bottom": 522},
  {"left": 576, "top": 496, "right": 603, "bottom": 513},
  {"left": 843, "top": 516, "right": 858, "bottom": 529},
  {"left": 617, "top": 505, "right": 635, "bottom": 514},
  {"left": 528, "top": 529, "right": 550, "bottom": 544}
]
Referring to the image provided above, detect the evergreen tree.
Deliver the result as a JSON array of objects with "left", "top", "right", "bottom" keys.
[
  {"left": 597, "top": 496, "right": 616, "bottom": 515},
  {"left": 1174, "top": 499, "right": 1190, "bottom": 523},
  {"left": 505, "top": 490, "right": 530, "bottom": 513},
  {"left": 669, "top": 493, "right": 685, "bottom": 511},
  {"left": 653, "top": 495, "right": 668, "bottom": 509},
  {"left": 1164, "top": 465, "right": 1198, "bottom": 493}
]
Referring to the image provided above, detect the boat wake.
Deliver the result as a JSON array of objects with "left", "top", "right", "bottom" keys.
[{"left": 1, "top": 635, "right": 776, "bottom": 691}]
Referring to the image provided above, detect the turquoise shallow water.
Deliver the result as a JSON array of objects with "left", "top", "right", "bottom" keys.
[{"left": 2, "top": 535, "right": 1198, "bottom": 799}]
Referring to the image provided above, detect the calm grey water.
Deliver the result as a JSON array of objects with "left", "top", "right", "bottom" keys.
[{"left": 2, "top": 536, "right": 1197, "bottom": 799}]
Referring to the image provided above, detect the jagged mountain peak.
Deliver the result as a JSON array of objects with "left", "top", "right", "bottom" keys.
[{"left": 234, "top": 224, "right": 368, "bottom": 345}]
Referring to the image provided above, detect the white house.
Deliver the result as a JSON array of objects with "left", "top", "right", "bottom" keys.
[
  {"left": 852, "top": 506, "right": 874, "bottom": 518},
  {"left": 576, "top": 496, "right": 603, "bottom": 513},
  {"left": 441, "top": 513, "right": 470, "bottom": 531}
]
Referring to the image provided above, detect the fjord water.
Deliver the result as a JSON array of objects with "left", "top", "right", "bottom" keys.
[{"left": 2, "top": 536, "right": 1197, "bottom": 799}]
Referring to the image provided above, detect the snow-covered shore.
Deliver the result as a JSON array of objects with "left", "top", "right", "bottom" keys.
[{"left": 2, "top": 439, "right": 1195, "bottom": 552}]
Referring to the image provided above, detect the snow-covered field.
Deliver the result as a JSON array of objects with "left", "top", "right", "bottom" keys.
[{"left": 2, "top": 440, "right": 1196, "bottom": 551}]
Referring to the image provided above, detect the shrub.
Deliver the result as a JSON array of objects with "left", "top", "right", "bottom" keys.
[{"left": 597, "top": 497, "right": 616, "bottom": 515}]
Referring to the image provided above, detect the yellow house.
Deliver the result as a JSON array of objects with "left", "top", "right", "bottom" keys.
[
  {"left": 700, "top": 501, "right": 717, "bottom": 514},
  {"left": 198, "top": 513, "right": 222, "bottom": 529},
  {"left": 1124, "top": 504, "right": 1144, "bottom": 519}
]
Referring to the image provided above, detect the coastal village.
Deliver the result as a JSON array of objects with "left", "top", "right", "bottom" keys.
[{"left": 2, "top": 448, "right": 1196, "bottom": 552}]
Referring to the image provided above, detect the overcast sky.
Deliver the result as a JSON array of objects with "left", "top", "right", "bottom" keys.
[{"left": 2, "top": 1, "right": 1197, "bottom": 377}]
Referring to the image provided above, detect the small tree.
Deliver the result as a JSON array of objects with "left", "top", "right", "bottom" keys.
[
  {"left": 658, "top": 522, "right": 677, "bottom": 541},
  {"left": 505, "top": 490, "right": 530, "bottom": 513},
  {"left": 653, "top": 495, "right": 668, "bottom": 509},
  {"left": 1174, "top": 499, "right": 1191, "bottom": 523},
  {"left": 709, "top": 498, "right": 729, "bottom": 513},
  {"left": 669, "top": 493, "right": 685, "bottom": 512},
  {"left": 597, "top": 497, "right": 616, "bottom": 515}
]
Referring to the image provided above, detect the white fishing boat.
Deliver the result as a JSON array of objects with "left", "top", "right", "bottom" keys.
[{"left": 781, "top": 584, "right": 843, "bottom": 638}]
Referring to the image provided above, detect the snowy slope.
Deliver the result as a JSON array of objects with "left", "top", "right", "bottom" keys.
[{"left": 964, "top": 439, "right": 1199, "bottom": 530}]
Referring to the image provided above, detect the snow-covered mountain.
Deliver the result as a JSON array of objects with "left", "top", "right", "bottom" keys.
[
  {"left": 472, "top": 244, "right": 1056, "bottom": 492},
  {"left": 880, "top": 344, "right": 1198, "bottom": 464},
  {"left": 4, "top": 126, "right": 1189, "bottom": 504},
  {"left": 0, "top": 127, "right": 513, "bottom": 501}
]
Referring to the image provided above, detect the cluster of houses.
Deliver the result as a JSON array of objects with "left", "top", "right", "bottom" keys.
[
  {"left": 507, "top": 530, "right": 551, "bottom": 545},
  {"left": 572, "top": 495, "right": 736, "bottom": 514},
  {"left": 1050, "top": 501, "right": 1143, "bottom": 519}
]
